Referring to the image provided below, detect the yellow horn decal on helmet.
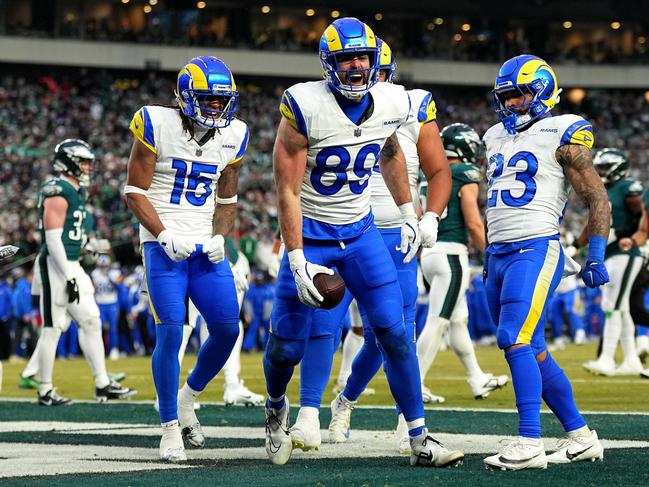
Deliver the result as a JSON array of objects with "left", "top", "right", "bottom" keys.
[
  {"left": 324, "top": 25, "right": 343, "bottom": 52},
  {"left": 183, "top": 63, "right": 208, "bottom": 90},
  {"left": 515, "top": 59, "right": 545, "bottom": 85},
  {"left": 380, "top": 42, "right": 392, "bottom": 64},
  {"left": 364, "top": 24, "right": 377, "bottom": 47}
]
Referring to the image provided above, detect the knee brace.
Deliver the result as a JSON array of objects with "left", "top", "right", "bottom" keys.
[{"left": 265, "top": 334, "right": 306, "bottom": 368}]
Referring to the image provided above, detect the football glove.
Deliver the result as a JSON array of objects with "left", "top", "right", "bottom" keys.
[
  {"left": 288, "top": 249, "right": 334, "bottom": 308},
  {"left": 231, "top": 266, "right": 249, "bottom": 294},
  {"left": 66, "top": 278, "right": 80, "bottom": 304},
  {"left": 202, "top": 234, "right": 225, "bottom": 264},
  {"left": 419, "top": 212, "right": 440, "bottom": 249},
  {"left": 157, "top": 229, "right": 195, "bottom": 262},
  {"left": 268, "top": 252, "right": 281, "bottom": 279},
  {"left": 398, "top": 203, "right": 421, "bottom": 264},
  {"left": 581, "top": 261, "right": 609, "bottom": 288}
]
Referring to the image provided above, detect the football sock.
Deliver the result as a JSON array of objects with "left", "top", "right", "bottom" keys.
[
  {"left": 37, "top": 327, "right": 61, "bottom": 395},
  {"left": 78, "top": 324, "right": 110, "bottom": 389},
  {"left": 567, "top": 425, "right": 591, "bottom": 438},
  {"left": 620, "top": 311, "right": 639, "bottom": 361},
  {"left": 337, "top": 330, "right": 364, "bottom": 387},
  {"left": 187, "top": 320, "right": 239, "bottom": 392},
  {"left": 449, "top": 319, "right": 484, "bottom": 379},
  {"left": 416, "top": 316, "right": 449, "bottom": 381},
  {"left": 538, "top": 352, "right": 586, "bottom": 433},
  {"left": 342, "top": 326, "right": 383, "bottom": 402},
  {"left": 22, "top": 337, "right": 41, "bottom": 379},
  {"left": 178, "top": 382, "right": 200, "bottom": 426},
  {"left": 223, "top": 321, "right": 244, "bottom": 386},
  {"left": 374, "top": 322, "right": 424, "bottom": 424},
  {"left": 177, "top": 325, "right": 193, "bottom": 366},
  {"left": 505, "top": 345, "right": 542, "bottom": 439},
  {"left": 407, "top": 419, "right": 426, "bottom": 438},
  {"left": 600, "top": 310, "right": 622, "bottom": 362},
  {"left": 300, "top": 335, "right": 335, "bottom": 408},
  {"left": 152, "top": 324, "right": 183, "bottom": 423}
]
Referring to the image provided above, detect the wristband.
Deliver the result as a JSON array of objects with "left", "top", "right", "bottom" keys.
[{"left": 588, "top": 236, "right": 607, "bottom": 262}]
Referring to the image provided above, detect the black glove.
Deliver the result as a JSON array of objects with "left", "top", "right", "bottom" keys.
[{"left": 66, "top": 278, "right": 80, "bottom": 304}]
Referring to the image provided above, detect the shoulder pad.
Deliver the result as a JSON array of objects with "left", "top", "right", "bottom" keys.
[
  {"left": 130, "top": 106, "right": 157, "bottom": 154},
  {"left": 41, "top": 182, "right": 64, "bottom": 197},
  {"left": 463, "top": 165, "right": 483, "bottom": 183},
  {"left": 279, "top": 89, "right": 307, "bottom": 136},
  {"left": 627, "top": 180, "right": 644, "bottom": 196},
  {"left": 558, "top": 115, "right": 594, "bottom": 149}
]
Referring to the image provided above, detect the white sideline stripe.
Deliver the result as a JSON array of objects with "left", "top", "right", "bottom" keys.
[
  {"left": 1, "top": 398, "right": 648, "bottom": 416},
  {"left": 1, "top": 425, "right": 647, "bottom": 478}
]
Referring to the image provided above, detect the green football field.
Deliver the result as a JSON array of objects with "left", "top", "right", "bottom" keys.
[{"left": 1, "top": 343, "right": 648, "bottom": 485}]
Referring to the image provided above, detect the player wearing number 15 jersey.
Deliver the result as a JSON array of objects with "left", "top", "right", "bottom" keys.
[
  {"left": 125, "top": 56, "right": 247, "bottom": 462},
  {"left": 482, "top": 55, "right": 610, "bottom": 470}
]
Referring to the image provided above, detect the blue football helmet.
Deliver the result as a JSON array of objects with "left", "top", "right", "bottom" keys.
[
  {"left": 377, "top": 38, "right": 397, "bottom": 83},
  {"left": 175, "top": 56, "right": 239, "bottom": 129},
  {"left": 319, "top": 17, "right": 380, "bottom": 99},
  {"left": 492, "top": 54, "right": 561, "bottom": 134}
]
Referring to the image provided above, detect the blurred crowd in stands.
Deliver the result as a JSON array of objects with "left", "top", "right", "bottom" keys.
[{"left": 0, "top": 65, "right": 648, "bottom": 357}]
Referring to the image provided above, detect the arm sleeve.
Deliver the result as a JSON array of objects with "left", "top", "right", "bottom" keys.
[{"left": 45, "top": 229, "right": 73, "bottom": 280}]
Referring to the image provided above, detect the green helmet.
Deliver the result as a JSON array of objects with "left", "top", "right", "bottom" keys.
[
  {"left": 440, "top": 123, "right": 485, "bottom": 164},
  {"left": 593, "top": 148, "right": 629, "bottom": 186}
]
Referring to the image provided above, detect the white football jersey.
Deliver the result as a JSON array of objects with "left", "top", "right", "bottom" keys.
[
  {"left": 280, "top": 80, "right": 410, "bottom": 227},
  {"left": 370, "top": 88, "right": 437, "bottom": 228},
  {"left": 484, "top": 114, "right": 594, "bottom": 244},
  {"left": 91, "top": 268, "right": 120, "bottom": 305},
  {"left": 129, "top": 106, "right": 249, "bottom": 243}
]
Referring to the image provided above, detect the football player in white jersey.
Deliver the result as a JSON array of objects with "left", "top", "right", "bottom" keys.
[
  {"left": 482, "top": 55, "right": 609, "bottom": 470},
  {"left": 125, "top": 56, "right": 248, "bottom": 462},
  {"left": 264, "top": 19, "right": 463, "bottom": 468},
  {"left": 311, "top": 39, "right": 452, "bottom": 453},
  {"left": 91, "top": 253, "right": 123, "bottom": 360},
  {"left": 416, "top": 123, "right": 509, "bottom": 407}
]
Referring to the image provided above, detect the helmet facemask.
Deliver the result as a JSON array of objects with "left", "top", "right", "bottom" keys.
[
  {"left": 176, "top": 88, "right": 239, "bottom": 129},
  {"left": 321, "top": 48, "right": 379, "bottom": 100}
]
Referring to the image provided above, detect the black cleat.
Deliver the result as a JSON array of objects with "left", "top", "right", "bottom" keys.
[
  {"left": 95, "top": 381, "right": 137, "bottom": 402},
  {"left": 38, "top": 388, "right": 73, "bottom": 406}
]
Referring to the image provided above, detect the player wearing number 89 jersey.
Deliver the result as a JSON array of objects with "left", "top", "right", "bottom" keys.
[
  {"left": 482, "top": 55, "right": 609, "bottom": 470},
  {"left": 125, "top": 56, "right": 247, "bottom": 462}
]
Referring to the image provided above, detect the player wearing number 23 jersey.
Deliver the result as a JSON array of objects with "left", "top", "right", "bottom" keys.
[
  {"left": 125, "top": 56, "right": 247, "bottom": 462},
  {"left": 483, "top": 55, "right": 608, "bottom": 470}
]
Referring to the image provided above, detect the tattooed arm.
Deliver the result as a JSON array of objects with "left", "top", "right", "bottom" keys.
[
  {"left": 378, "top": 133, "right": 412, "bottom": 206},
  {"left": 213, "top": 160, "right": 242, "bottom": 236},
  {"left": 556, "top": 144, "right": 610, "bottom": 240}
]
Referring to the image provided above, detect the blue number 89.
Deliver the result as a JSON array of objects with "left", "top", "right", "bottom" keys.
[
  {"left": 487, "top": 151, "right": 538, "bottom": 208},
  {"left": 311, "top": 144, "right": 381, "bottom": 196}
]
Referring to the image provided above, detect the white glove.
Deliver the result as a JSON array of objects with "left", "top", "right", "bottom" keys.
[
  {"left": 288, "top": 249, "right": 334, "bottom": 308},
  {"left": 398, "top": 203, "right": 421, "bottom": 264},
  {"left": 232, "top": 267, "right": 249, "bottom": 294},
  {"left": 419, "top": 211, "right": 440, "bottom": 248},
  {"left": 157, "top": 229, "right": 195, "bottom": 262},
  {"left": 203, "top": 234, "right": 225, "bottom": 263},
  {"left": 268, "top": 253, "right": 281, "bottom": 279}
]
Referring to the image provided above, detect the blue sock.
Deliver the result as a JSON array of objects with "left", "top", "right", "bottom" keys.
[
  {"left": 300, "top": 335, "right": 335, "bottom": 408},
  {"left": 374, "top": 322, "right": 424, "bottom": 424},
  {"left": 263, "top": 335, "right": 304, "bottom": 409},
  {"left": 505, "top": 346, "right": 542, "bottom": 439},
  {"left": 152, "top": 324, "right": 183, "bottom": 423},
  {"left": 187, "top": 321, "right": 240, "bottom": 392},
  {"left": 342, "top": 326, "right": 383, "bottom": 402},
  {"left": 539, "top": 352, "right": 586, "bottom": 432}
]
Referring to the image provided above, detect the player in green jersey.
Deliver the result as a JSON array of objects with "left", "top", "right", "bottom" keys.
[
  {"left": 417, "top": 123, "right": 508, "bottom": 401},
  {"left": 584, "top": 148, "right": 645, "bottom": 376},
  {"left": 25, "top": 139, "right": 135, "bottom": 405}
]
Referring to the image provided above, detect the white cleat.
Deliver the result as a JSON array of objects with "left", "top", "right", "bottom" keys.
[
  {"left": 410, "top": 429, "right": 464, "bottom": 467},
  {"left": 224, "top": 380, "right": 264, "bottom": 406},
  {"left": 159, "top": 421, "right": 187, "bottom": 463},
  {"left": 332, "top": 383, "right": 375, "bottom": 397},
  {"left": 583, "top": 357, "right": 616, "bottom": 377},
  {"left": 637, "top": 335, "right": 649, "bottom": 363},
  {"left": 265, "top": 399, "right": 292, "bottom": 465},
  {"left": 396, "top": 413, "right": 411, "bottom": 455},
  {"left": 547, "top": 430, "right": 604, "bottom": 464},
  {"left": 289, "top": 406, "right": 321, "bottom": 451},
  {"left": 421, "top": 385, "right": 445, "bottom": 404},
  {"left": 641, "top": 368, "right": 649, "bottom": 379},
  {"left": 178, "top": 394, "right": 204, "bottom": 448},
  {"left": 574, "top": 329, "right": 587, "bottom": 345},
  {"left": 469, "top": 373, "right": 509, "bottom": 399},
  {"left": 613, "top": 357, "right": 644, "bottom": 376},
  {"left": 484, "top": 437, "right": 547, "bottom": 471},
  {"left": 329, "top": 393, "right": 355, "bottom": 443}
]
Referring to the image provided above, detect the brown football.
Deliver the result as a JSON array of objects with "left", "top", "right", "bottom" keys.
[{"left": 313, "top": 272, "right": 346, "bottom": 309}]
